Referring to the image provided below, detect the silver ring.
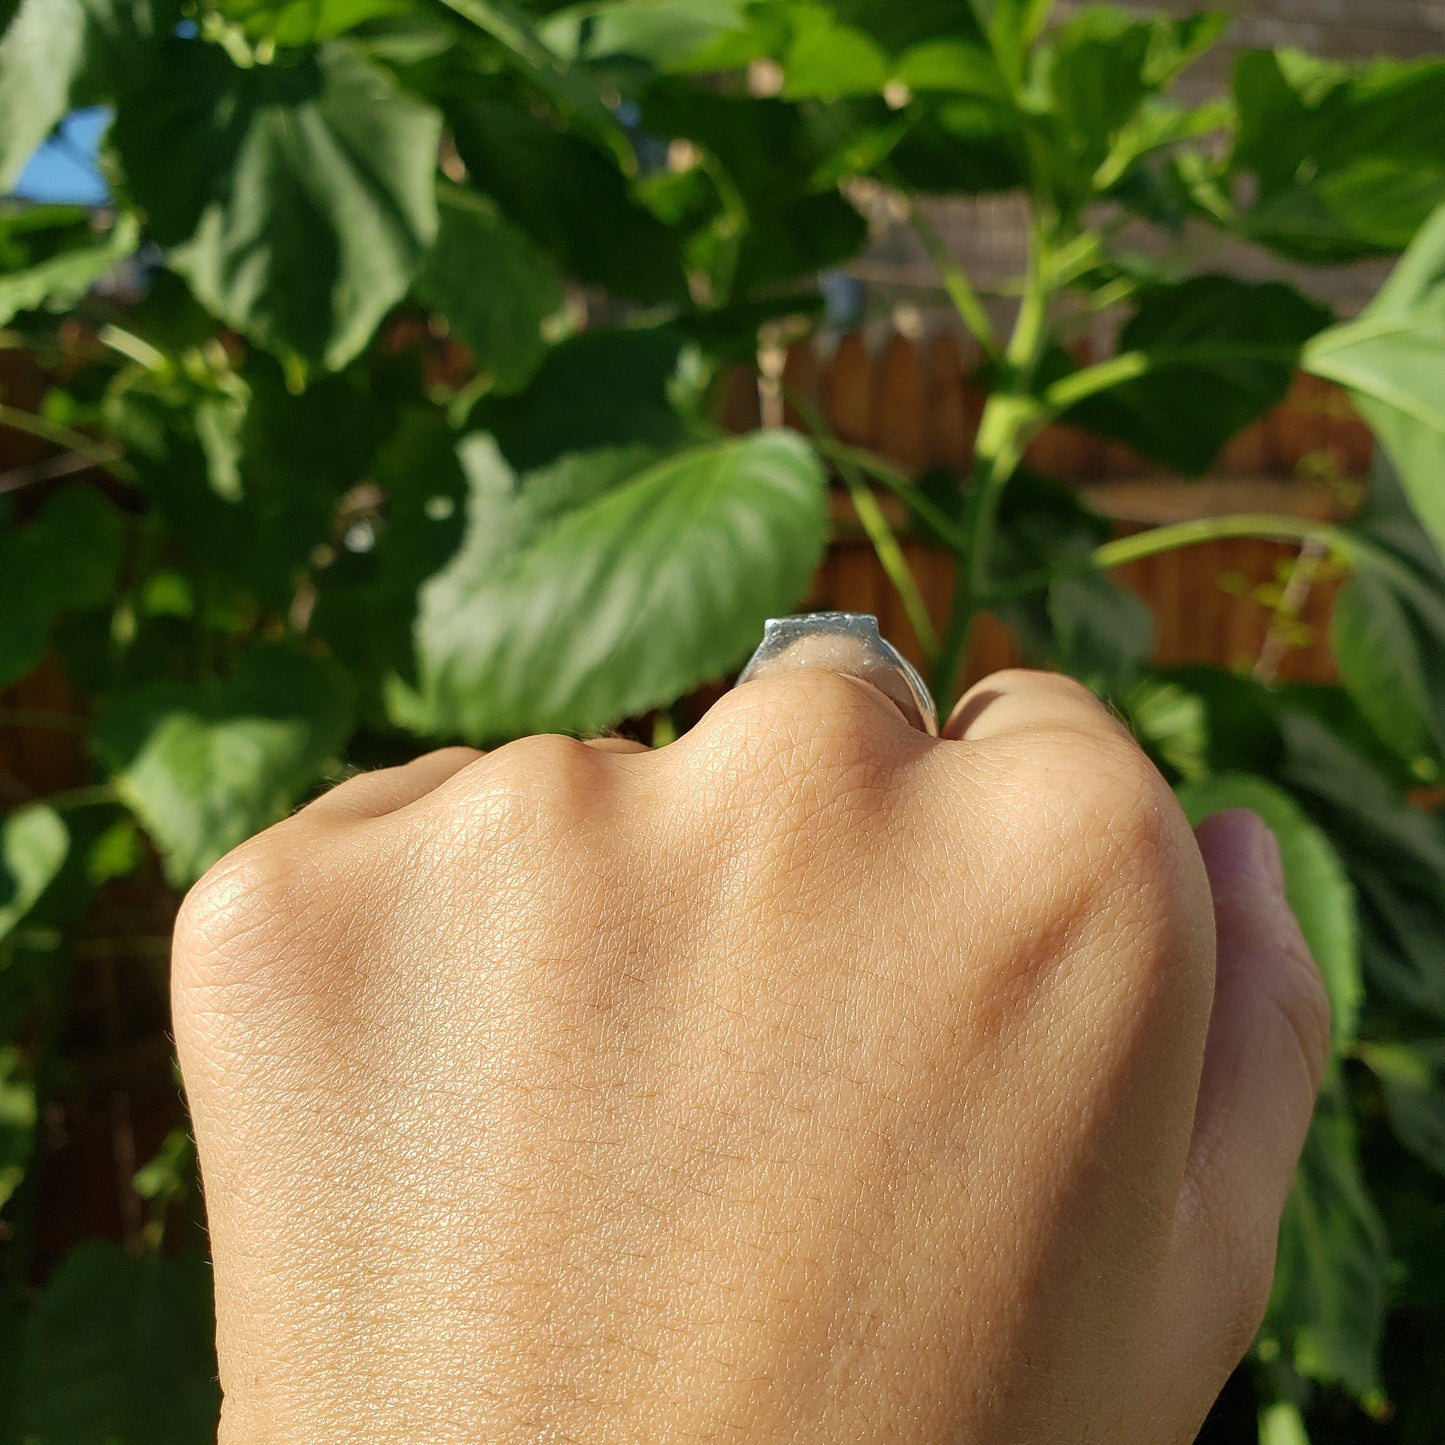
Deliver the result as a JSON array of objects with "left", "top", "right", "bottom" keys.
[{"left": 737, "top": 613, "right": 940, "bottom": 736}]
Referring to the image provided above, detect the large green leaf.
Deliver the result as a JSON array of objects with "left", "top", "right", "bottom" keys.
[
  {"left": 639, "top": 84, "right": 868, "bottom": 291},
  {"left": 209, "top": 0, "right": 410, "bottom": 43},
  {"left": 310, "top": 404, "right": 469, "bottom": 709},
  {"left": 1276, "top": 705, "right": 1445, "bottom": 1026},
  {"left": 20, "top": 1243, "right": 220, "bottom": 1444},
  {"left": 0, "top": 206, "right": 139, "bottom": 326},
  {"left": 114, "top": 38, "right": 440, "bottom": 370},
  {"left": 1330, "top": 458, "right": 1445, "bottom": 769},
  {"left": 1305, "top": 203, "right": 1445, "bottom": 558},
  {"left": 415, "top": 184, "right": 562, "bottom": 394},
  {"left": 393, "top": 428, "right": 827, "bottom": 740},
  {"left": 1232, "top": 49, "right": 1445, "bottom": 264},
  {"left": 1361, "top": 1039, "right": 1445, "bottom": 1180},
  {"left": 0, "top": 807, "right": 68, "bottom": 947},
  {"left": 0, "top": 1046, "right": 35, "bottom": 1211},
  {"left": 1174, "top": 772, "right": 1362, "bottom": 1049},
  {"left": 1258, "top": 1082, "right": 1389, "bottom": 1402},
  {"left": 93, "top": 645, "right": 354, "bottom": 886},
  {"left": 540, "top": 0, "right": 757, "bottom": 71},
  {"left": 438, "top": 0, "right": 634, "bottom": 169},
  {"left": 991, "top": 470, "right": 1152, "bottom": 696},
  {"left": 0, "top": 485, "right": 124, "bottom": 690},
  {"left": 1025, "top": 8, "right": 1225, "bottom": 205},
  {"left": 450, "top": 94, "right": 687, "bottom": 304},
  {"left": 0, "top": 0, "right": 92, "bottom": 188},
  {"left": 1062, "top": 275, "right": 1331, "bottom": 475}
]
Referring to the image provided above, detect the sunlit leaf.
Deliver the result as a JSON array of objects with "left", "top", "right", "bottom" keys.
[
  {"left": 0, "top": 486, "right": 124, "bottom": 690},
  {"left": 1305, "top": 202, "right": 1445, "bottom": 558},
  {"left": 393, "top": 429, "right": 827, "bottom": 740},
  {"left": 0, "top": 207, "right": 138, "bottom": 326},
  {"left": 1175, "top": 772, "right": 1362, "bottom": 1048},
  {"left": 0, "top": 807, "right": 68, "bottom": 948},
  {"left": 94, "top": 645, "right": 354, "bottom": 885},
  {"left": 115, "top": 38, "right": 441, "bottom": 370}
]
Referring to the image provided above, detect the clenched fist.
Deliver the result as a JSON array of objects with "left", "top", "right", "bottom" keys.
[{"left": 173, "top": 667, "right": 1329, "bottom": 1443}]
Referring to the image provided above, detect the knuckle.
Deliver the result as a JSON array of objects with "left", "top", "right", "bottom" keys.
[{"left": 689, "top": 671, "right": 906, "bottom": 786}]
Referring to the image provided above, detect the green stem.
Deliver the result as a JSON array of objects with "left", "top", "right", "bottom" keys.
[
  {"left": 826, "top": 439, "right": 970, "bottom": 552},
  {"left": 836, "top": 453, "right": 940, "bottom": 657},
  {"left": 790, "top": 396, "right": 939, "bottom": 655},
  {"left": 1093, "top": 513, "right": 1348, "bottom": 571},
  {"left": 932, "top": 214, "right": 1057, "bottom": 704},
  {"left": 1045, "top": 343, "right": 1302, "bottom": 414},
  {"left": 905, "top": 198, "right": 1002, "bottom": 358},
  {"left": 980, "top": 513, "right": 1354, "bottom": 606},
  {"left": 0, "top": 403, "right": 135, "bottom": 483}
]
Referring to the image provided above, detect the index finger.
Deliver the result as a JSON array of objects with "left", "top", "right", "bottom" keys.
[{"left": 944, "top": 669, "right": 1135, "bottom": 746}]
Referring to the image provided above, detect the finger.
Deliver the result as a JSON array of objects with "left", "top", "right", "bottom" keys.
[
  {"left": 1165, "top": 809, "right": 1331, "bottom": 1365},
  {"left": 308, "top": 747, "right": 485, "bottom": 821},
  {"left": 943, "top": 668, "right": 1132, "bottom": 746}
]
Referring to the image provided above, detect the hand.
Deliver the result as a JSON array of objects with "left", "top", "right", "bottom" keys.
[{"left": 173, "top": 667, "right": 1329, "bottom": 1443}]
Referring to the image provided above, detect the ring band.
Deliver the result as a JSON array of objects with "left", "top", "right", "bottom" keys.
[{"left": 737, "top": 613, "right": 940, "bottom": 736}]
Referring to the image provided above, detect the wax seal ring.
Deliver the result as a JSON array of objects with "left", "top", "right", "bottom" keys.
[{"left": 737, "top": 612, "right": 940, "bottom": 736}]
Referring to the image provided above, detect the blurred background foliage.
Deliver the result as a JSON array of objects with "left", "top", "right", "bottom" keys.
[{"left": 1, "top": 1, "right": 1444, "bottom": 1439}]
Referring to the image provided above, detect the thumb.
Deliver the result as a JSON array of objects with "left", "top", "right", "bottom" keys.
[{"left": 1165, "top": 808, "right": 1333, "bottom": 1370}]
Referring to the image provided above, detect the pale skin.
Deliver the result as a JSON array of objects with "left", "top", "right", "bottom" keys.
[{"left": 172, "top": 667, "right": 1331, "bottom": 1443}]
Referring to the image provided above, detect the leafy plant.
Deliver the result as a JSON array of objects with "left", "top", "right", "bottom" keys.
[{"left": 2, "top": 2, "right": 1444, "bottom": 1440}]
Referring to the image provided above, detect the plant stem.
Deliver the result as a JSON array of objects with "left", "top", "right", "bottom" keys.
[
  {"left": 825, "top": 439, "right": 970, "bottom": 551},
  {"left": 790, "top": 395, "right": 939, "bottom": 655},
  {"left": 1093, "top": 514, "right": 1348, "bottom": 572},
  {"left": 932, "top": 214, "right": 1056, "bottom": 704},
  {"left": 978, "top": 513, "right": 1353, "bottom": 605},
  {"left": 905, "top": 198, "right": 1002, "bottom": 358},
  {"left": 834, "top": 450, "right": 939, "bottom": 656},
  {"left": 0, "top": 403, "right": 136, "bottom": 483}
]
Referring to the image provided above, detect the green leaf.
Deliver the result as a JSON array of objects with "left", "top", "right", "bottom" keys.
[
  {"left": 541, "top": 0, "right": 757, "bottom": 71},
  {"left": 1361, "top": 1039, "right": 1445, "bottom": 1179},
  {"left": 1232, "top": 49, "right": 1445, "bottom": 264},
  {"left": 210, "top": 0, "right": 411, "bottom": 43},
  {"left": 394, "top": 429, "right": 827, "bottom": 740},
  {"left": 0, "top": 1047, "right": 36, "bottom": 1211},
  {"left": 991, "top": 469, "right": 1152, "bottom": 694},
  {"left": 0, "top": 207, "right": 139, "bottom": 326},
  {"left": 1123, "top": 666, "right": 1285, "bottom": 785},
  {"left": 114, "top": 39, "right": 441, "bottom": 370},
  {"left": 437, "top": 0, "right": 634, "bottom": 171},
  {"left": 0, "top": 485, "right": 124, "bottom": 690},
  {"left": 0, "top": 807, "right": 68, "bottom": 947},
  {"left": 450, "top": 94, "right": 687, "bottom": 304},
  {"left": 310, "top": 404, "right": 469, "bottom": 709},
  {"left": 1258, "top": 1082, "right": 1389, "bottom": 1401},
  {"left": 93, "top": 645, "right": 354, "bottom": 886},
  {"left": 1305, "top": 202, "right": 1445, "bottom": 558},
  {"left": 1174, "top": 772, "right": 1362, "bottom": 1049},
  {"left": 639, "top": 84, "right": 868, "bottom": 291},
  {"left": 1063, "top": 275, "right": 1331, "bottom": 475},
  {"left": 778, "top": 4, "right": 889, "bottom": 99},
  {"left": 973, "top": 0, "right": 1054, "bottom": 83},
  {"left": 1275, "top": 703, "right": 1445, "bottom": 1026},
  {"left": 21, "top": 1243, "right": 220, "bottom": 1444},
  {"left": 415, "top": 185, "right": 563, "bottom": 394},
  {"left": 0, "top": 0, "right": 93, "bottom": 189},
  {"left": 1330, "top": 457, "right": 1445, "bottom": 768}
]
